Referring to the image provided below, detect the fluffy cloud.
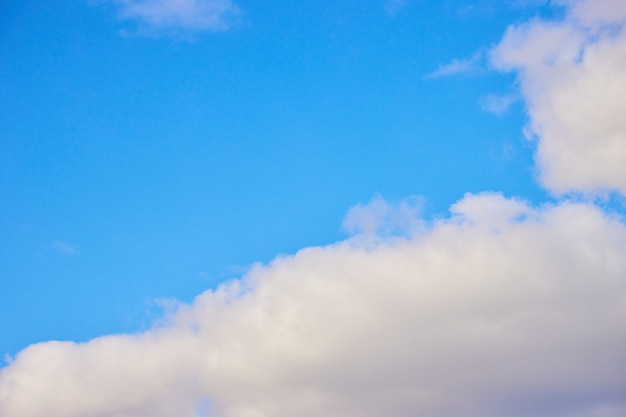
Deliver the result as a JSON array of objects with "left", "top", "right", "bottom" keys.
[
  {"left": 113, "top": 0, "right": 241, "bottom": 33},
  {"left": 2, "top": 3, "right": 626, "bottom": 417},
  {"left": 491, "top": 0, "right": 626, "bottom": 195},
  {"left": 1, "top": 193, "right": 625, "bottom": 417},
  {"left": 341, "top": 195, "right": 424, "bottom": 239}
]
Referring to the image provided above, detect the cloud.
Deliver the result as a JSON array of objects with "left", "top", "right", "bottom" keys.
[
  {"left": 511, "top": 0, "right": 549, "bottom": 7},
  {"left": 560, "top": 0, "right": 626, "bottom": 27},
  {"left": 480, "top": 93, "right": 519, "bottom": 115},
  {"left": 2, "top": 193, "right": 625, "bottom": 417},
  {"left": 384, "top": 0, "right": 408, "bottom": 17},
  {"left": 490, "top": 0, "right": 626, "bottom": 195},
  {"left": 3, "top": 4, "right": 626, "bottom": 417},
  {"left": 50, "top": 240, "right": 79, "bottom": 256},
  {"left": 425, "top": 51, "right": 484, "bottom": 79},
  {"left": 341, "top": 195, "right": 424, "bottom": 240},
  {"left": 112, "top": 0, "right": 241, "bottom": 34}
]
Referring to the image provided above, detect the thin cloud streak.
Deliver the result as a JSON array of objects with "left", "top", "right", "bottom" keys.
[
  {"left": 425, "top": 51, "right": 484, "bottom": 79},
  {"left": 112, "top": 0, "right": 241, "bottom": 34},
  {"left": 50, "top": 240, "right": 79, "bottom": 256},
  {"left": 480, "top": 93, "right": 519, "bottom": 115},
  {"left": 384, "top": 0, "right": 408, "bottom": 17}
]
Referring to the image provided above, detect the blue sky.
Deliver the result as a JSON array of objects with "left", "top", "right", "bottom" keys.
[
  {"left": 0, "top": 0, "right": 548, "bottom": 354},
  {"left": 1, "top": 1, "right": 625, "bottom": 417}
]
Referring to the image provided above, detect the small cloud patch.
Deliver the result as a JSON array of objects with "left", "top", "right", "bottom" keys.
[
  {"left": 425, "top": 51, "right": 485, "bottom": 79},
  {"left": 111, "top": 0, "right": 241, "bottom": 36},
  {"left": 480, "top": 93, "right": 519, "bottom": 115},
  {"left": 50, "top": 240, "right": 79, "bottom": 256},
  {"left": 384, "top": 0, "right": 408, "bottom": 17}
]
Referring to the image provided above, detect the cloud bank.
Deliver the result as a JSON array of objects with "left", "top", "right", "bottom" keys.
[
  {"left": 491, "top": 0, "right": 626, "bottom": 195},
  {"left": 112, "top": 0, "right": 241, "bottom": 33},
  {"left": 2, "top": 1, "right": 626, "bottom": 417},
  {"left": 1, "top": 193, "right": 626, "bottom": 417}
]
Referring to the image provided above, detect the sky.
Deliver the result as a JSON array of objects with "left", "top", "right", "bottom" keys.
[{"left": 0, "top": 1, "right": 625, "bottom": 417}]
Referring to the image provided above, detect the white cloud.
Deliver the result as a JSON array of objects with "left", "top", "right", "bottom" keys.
[
  {"left": 50, "top": 240, "right": 79, "bottom": 256},
  {"left": 426, "top": 51, "right": 484, "bottom": 79},
  {"left": 511, "top": 0, "right": 549, "bottom": 7},
  {"left": 2, "top": 193, "right": 625, "bottom": 417},
  {"left": 3, "top": 4, "right": 626, "bottom": 417},
  {"left": 341, "top": 195, "right": 424, "bottom": 240},
  {"left": 490, "top": 0, "right": 626, "bottom": 195},
  {"left": 113, "top": 0, "right": 241, "bottom": 33},
  {"left": 558, "top": 0, "right": 626, "bottom": 27}
]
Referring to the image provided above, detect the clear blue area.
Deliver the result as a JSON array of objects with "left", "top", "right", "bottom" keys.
[{"left": 1, "top": 0, "right": 554, "bottom": 356}]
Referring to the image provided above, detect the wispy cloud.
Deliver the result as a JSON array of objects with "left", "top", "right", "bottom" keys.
[
  {"left": 425, "top": 50, "right": 484, "bottom": 79},
  {"left": 50, "top": 240, "right": 79, "bottom": 256},
  {"left": 384, "top": 0, "right": 408, "bottom": 17},
  {"left": 480, "top": 93, "right": 519, "bottom": 115},
  {"left": 112, "top": 0, "right": 241, "bottom": 35}
]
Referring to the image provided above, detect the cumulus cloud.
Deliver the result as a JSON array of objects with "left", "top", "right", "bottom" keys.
[
  {"left": 341, "top": 195, "right": 424, "bottom": 240},
  {"left": 3, "top": 3, "right": 626, "bottom": 417},
  {"left": 490, "top": 0, "right": 626, "bottom": 195},
  {"left": 112, "top": 0, "right": 241, "bottom": 34},
  {"left": 1, "top": 193, "right": 625, "bottom": 417}
]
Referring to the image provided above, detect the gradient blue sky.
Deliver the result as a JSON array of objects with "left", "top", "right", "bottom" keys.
[{"left": 0, "top": 0, "right": 556, "bottom": 356}]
